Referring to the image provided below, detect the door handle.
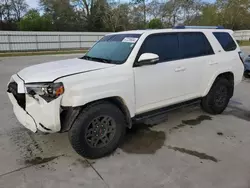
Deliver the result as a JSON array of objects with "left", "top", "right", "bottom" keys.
[
  {"left": 175, "top": 67, "right": 186, "bottom": 72},
  {"left": 209, "top": 61, "right": 218, "bottom": 65}
]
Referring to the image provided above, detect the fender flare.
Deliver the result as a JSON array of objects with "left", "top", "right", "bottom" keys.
[
  {"left": 60, "top": 96, "right": 133, "bottom": 132},
  {"left": 202, "top": 71, "right": 234, "bottom": 97}
]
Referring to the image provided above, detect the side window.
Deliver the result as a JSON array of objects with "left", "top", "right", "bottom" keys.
[
  {"left": 179, "top": 32, "right": 214, "bottom": 59},
  {"left": 213, "top": 32, "right": 237, "bottom": 51},
  {"left": 139, "top": 33, "right": 180, "bottom": 62}
]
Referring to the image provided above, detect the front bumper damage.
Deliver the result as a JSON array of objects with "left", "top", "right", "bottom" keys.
[{"left": 7, "top": 74, "right": 62, "bottom": 133}]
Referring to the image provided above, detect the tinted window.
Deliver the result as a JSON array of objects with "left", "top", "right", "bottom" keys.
[
  {"left": 213, "top": 32, "right": 237, "bottom": 51},
  {"left": 139, "top": 33, "right": 180, "bottom": 62},
  {"left": 179, "top": 32, "right": 214, "bottom": 59}
]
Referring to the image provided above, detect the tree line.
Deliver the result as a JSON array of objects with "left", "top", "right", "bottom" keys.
[{"left": 1, "top": 0, "right": 250, "bottom": 32}]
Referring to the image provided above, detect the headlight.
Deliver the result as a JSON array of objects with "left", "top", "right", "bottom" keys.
[{"left": 25, "top": 82, "right": 64, "bottom": 102}]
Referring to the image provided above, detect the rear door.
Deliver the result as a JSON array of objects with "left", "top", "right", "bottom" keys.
[{"left": 178, "top": 32, "right": 215, "bottom": 96}]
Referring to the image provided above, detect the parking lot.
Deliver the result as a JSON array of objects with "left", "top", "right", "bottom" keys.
[{"left": 0, "top": 49, "right": 250, "bottom": 188}]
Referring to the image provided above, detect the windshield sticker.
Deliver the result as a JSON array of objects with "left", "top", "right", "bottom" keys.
[{"left": 122, "top": 37, "right": 138, "bottom": 43}]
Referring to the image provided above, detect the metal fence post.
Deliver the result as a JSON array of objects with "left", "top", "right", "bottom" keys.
[
  {"left": 35, "top": 34, "right": 38, "bottom": 51},
  {"left": 79, "top": 35, "right": 81, "bottom": 49},
  {"left": 58, "top": 35, "right": 61, "bottom": 50},
  {"left": 8, "top": 34, "right": 11, "bottom": 51}
]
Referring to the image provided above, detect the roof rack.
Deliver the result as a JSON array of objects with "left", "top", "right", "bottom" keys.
[{"left": 173, "top": 26, "right": 224, "bottom": 29}]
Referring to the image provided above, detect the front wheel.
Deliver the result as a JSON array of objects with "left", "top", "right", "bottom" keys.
[
  {"left": 68, "top": 102, "right": 126, "bottom": 159},
  {"left": 201, "top": 78, "right": 232, "bottom": 115}
]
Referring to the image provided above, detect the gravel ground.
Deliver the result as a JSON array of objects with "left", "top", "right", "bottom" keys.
[{"left": 0, "top": 52, "right": 250, "bottom": 188}]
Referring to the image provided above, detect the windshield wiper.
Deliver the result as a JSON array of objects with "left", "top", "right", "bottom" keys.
[
  {"left": 81, "top": 55, "right": 94, "bottom": 61},
  {"left": 81, "top": 55, "right": 117, "bottom": 64}
]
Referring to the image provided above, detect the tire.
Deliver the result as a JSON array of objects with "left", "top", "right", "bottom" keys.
[
  {"left": 201, "top": 78, "right": 232, "bottom": 115},
  {"left": 69, "top": 101, "right": 126, "bottom": 159},
  {"left": 244, "top": 71, "right": 250, "bottom": 78}
]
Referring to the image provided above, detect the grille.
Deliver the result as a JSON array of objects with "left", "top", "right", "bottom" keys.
[{"left": 7, "top": 82, "right": 26, "bottom": 110}]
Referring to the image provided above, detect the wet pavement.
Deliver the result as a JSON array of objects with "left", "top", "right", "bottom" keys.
[{"left": 1, "top": 53, "right": 250, "bottom": 188}]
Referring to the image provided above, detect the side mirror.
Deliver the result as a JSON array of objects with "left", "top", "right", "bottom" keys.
[{"left": 137, "top": 53, "right": 159, "bottom": 66}]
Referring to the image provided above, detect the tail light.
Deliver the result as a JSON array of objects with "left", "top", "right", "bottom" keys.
[{"left": 238, "top": 51, "right": 245, "bottom": 64}]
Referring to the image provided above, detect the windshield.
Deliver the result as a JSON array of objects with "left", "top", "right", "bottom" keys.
[{"left": 82, "top": 34, "right": 141, "bottom": 64}]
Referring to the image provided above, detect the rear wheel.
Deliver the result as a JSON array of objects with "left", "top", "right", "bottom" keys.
[
  {"left": 201, "top": 78, "right": 232, "bottom": 115},
  {"left": 244, "top": 70, "right": 250, "bottom": 78},
  {"left": 69, "top": 102, "right": 126, "bottom": 159}
]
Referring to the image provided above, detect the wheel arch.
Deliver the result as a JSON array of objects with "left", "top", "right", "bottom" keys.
[
  {"left": 104, "top": 96, "right": 133, "bottom": 128},
  {"left": 60, "top": 96, "right": 133, "bottom": 132},
  {"left": 203, "top": 71, "right": 234, "bottom": 98}
]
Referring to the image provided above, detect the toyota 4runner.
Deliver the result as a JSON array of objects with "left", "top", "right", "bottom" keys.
[{"left": 7, "top": 26, "right": 244, "bottom": 159}]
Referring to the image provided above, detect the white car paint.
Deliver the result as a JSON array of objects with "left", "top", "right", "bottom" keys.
[
  {"left": 138, "top": 53, "right": 159, "bottom": 62},
  {"left": 59, "top": 64, "right": 135, "bottom": 115},
  {"left": 7, "top": 28, "right": 244, "bottom": 133},
  {"left": 26, "top": 94, "right": 63, "bottom": 132},
  {"left": 8, "top": 92, "right": 37, "bottom": 132},
  {"left": 18, "top": 58, "right": 115, "bottom": 83}
]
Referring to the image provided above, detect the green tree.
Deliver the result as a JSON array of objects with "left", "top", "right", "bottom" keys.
[
  {"left": 189, "top": 4, "right": 219, "bottom": 26},
  {"left": 132, "top": 0, "right": 147, "bottom": 28},
  {"left": 71, "top": 0, "right": 110, "bottom": 31},
  {"left": 11, "top": 0, "right": 28, "bottom": 21},
  {"left": 89, "top": 0, "right": 109, "bottom": 31},
  {"left": 40, "top": 14, "right": 54, "bottom": 31},
  {"left": 216, "top": 0, "right": 250, "bottom": 30},
  {"left": 19, "top": 9, "right": 40, "bottom": 31},
  {"left": 188, "top": 0, "right": 250, "bottom": 30},
  {"left": 19, "top": 9, "right": 53, "bottom": 31},
  {"left": 148, "top": 18, "right": 163, "bottom": 29},
  {"left": 147, "top": 0, "right": 164, "bottom": 19},
  {"left": 129, "top": 5, "right": 145, "bottom": 29},
  {"left": 117, "top": 3, "right": 131, "bottom": 30},
  {"left": 0, "top": 0, "right": 29, "bottom": 30},
  {"left": 102, "top": 3, "right": 131, "bottom": 31},
  {"left": 3, "top": 0, "right": 250, "bottom": 31},
  {"left": 40, "top": 0, "right": 79, "bottom": 31}
]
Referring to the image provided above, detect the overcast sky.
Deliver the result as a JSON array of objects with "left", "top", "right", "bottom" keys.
[{"left": 26, "top": 0, "right": 39, "bottom": 8}]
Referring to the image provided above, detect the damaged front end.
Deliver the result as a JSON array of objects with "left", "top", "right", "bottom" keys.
[
  {"left": 60, "top": 107, "right": 82, "bottom": 132},
  {"left": 7, "top": 74, "right": 71, "bottom": 133}
]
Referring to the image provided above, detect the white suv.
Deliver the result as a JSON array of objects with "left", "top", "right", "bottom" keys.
[{"left": 7, "top": 26, "right": 244, "bottom": 159}]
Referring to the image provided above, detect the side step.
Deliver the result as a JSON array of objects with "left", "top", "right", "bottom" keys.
[{"left": 133, "top": 98, "right": 201, "bottom": 125}]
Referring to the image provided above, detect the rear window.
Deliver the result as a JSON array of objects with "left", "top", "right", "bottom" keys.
[
  {"left": 179, "top": 32, "right": 214, "bottom": 59},
  {"left": 213, "top": 32, "right": 237, "bottom": 51}
]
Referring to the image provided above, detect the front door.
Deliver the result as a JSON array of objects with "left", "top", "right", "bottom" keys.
[{"left": 133, "top": 33, "right": 184, "bottom": 114}]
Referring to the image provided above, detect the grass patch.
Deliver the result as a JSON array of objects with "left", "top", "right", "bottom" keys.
[
  {"left": 0, "top": 50, "right": 87, "bottom": 57},
  {"left": 238, "top": 40, "right": 250, "bottom": 46}
]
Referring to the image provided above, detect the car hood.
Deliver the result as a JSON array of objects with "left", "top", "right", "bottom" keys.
[{"left": 17, "top": 58, "right": 116, "bottom": 83}]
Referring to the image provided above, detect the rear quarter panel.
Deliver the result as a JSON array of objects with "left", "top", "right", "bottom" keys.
[{"left": 201, "top": 31, "right": 244, "bottom": 96}]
